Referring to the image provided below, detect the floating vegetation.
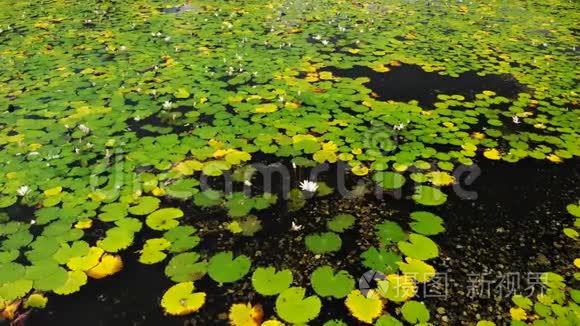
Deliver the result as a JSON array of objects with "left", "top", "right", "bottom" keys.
[{"left": 0, "top": 0, "right": 578, "bottom": 324}]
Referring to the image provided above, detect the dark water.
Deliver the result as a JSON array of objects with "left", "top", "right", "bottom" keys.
[{"left": 327, "top": 64, "right": 525, "bottom": 106}]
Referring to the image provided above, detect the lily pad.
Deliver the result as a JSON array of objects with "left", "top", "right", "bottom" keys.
[
  {"left": 305, "top": 232, "right": 342, "bottom": 254},
  {"left": 146, "top": 208, "right": 184, "bottom": 231},
  {"left": 310, "top": 265, "right": 354, "bottom": 299},
  {"left": 208, "top": 251, "right": 251, "bottom": 283},
  {"left": 275, "top": 287, "right": 321, "bottom": 324},
  {"left": 252, "top": 267, "right": 293, "bottom": 296}
]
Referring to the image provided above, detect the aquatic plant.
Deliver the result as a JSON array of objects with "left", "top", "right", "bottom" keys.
[
  {"left": 327, "top": 213, "right": 356, "bottom": 233},
  {"left": 160, "top": 282, "right": 205, "bottom": 316},
  {"left": 305, "top": 232, "right": 342, "bottom": 254},
  {"left": 344, "top": 290, "right": 384, "bottom": 323},
  {"left": 310, "top": 266, "right": 354, "bottom": 299},
  {"left": 207, "top": 252, "right": 251, "bottom": 284},
  {"left": 275, "top": 287, "right": 321, "bottom": 324},
  {"left": 251, "top": 267, "right": 293, "bottom": 296}
]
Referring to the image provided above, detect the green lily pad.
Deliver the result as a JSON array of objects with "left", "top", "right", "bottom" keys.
[
  {"left": 146, "top": 208, "right": 184, "bottom": 231},
  {"left": 207, "top": 251, "right": 251, "bottom": 283},
  {"left": 310, "top": 265, "right": 354, "bottom": 299},
  {"left": 409, "top": 211, "right": 445, "bottom": 235},
  {"left": 251, "top": 266, "right": 293, "bottom": 296},
  {"left": 305, "top": 232, "right": 342, "bottom": 254},
  {"left": 397, "top": 234, "right": 439, "bottom": 260},
  {"left": 327, "top": 214, "right": 355, "bottom": 233},
  {"left": 275, "top": 287, "right": 321, "bottom": 324},
  {"left": 412, "top": 186, "right": 447, "bottom": 206}
]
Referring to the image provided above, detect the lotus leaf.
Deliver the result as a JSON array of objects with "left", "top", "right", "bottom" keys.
[
  {"left": 86, "top": 254, "right": 123, "bottom": 279},
  {"left": 305, "top": 232, "right": 342, "bottom": 254},
  {"left": 128, "top": 196, "right": 160, "bottom": 215},
  {"left": 208, "top": 252, "right": 251, "bottom": 283},
  {"left": 373, "top": 172, "right": 406, "bottom": 190},
  {"left": 361, "top": 247, "right": 401, "bottom": 274},
  {"left": 165, "top": 252, "right": 208, "bottom": 282},
  {"left": 139, "top": 238, "right": 171, "bottom": 264},
  {"left": 310, "top": 266, "right": 354, "bottom": 299},
  {"left": 401, "top": 300, "right": 430, "bottom": 324},
  {"left": 275, "top": 287, "right": 321, "bottom": 324},
  {"left": 344, "top": 290, "right": 384, "bottom": 324},
  {"left": 146, "top": 208, "right": 184, "bottom": 231},
  {"left": 327, "top": 214, "right": 355, "bottom": 233},
  {"left": 398, "top": 258, "right": 436, "bottom": 283},
  {"left": 376, "top": 221, "right": 406, "bottom": 245},
  {"left": 161, "top": 282, "right": 206, "bottom": 316},
  {"left": 377, "top": 274, "right": 417, "bottom": 302},
  {"left": 412, "top": 186, "right": 448, "bottom": 206},
  {"left": 252, "top": 267, "right": 293, "bottom": 296},
  {"left": 228, "top": 303, "right": 263, "bottom": 326},
  {"left": 398, "top": 234, "right": 439, "bottom": 260},
  {"left": 375, "top": 315, "right": 404, "bottom": 326},
  {"left": 409, "top": 211, "right": 445, "bottom": 235},
  {"left": 24, "top": 293, "right": 48, "bottom": 309}
]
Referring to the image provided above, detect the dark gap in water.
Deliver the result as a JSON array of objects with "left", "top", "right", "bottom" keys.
[{"left": 326, "top": 64, "right": 526, "bottom": 107}]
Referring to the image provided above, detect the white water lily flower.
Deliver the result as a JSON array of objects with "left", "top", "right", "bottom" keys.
[
  {"left": 512, "top": 116, "right": 520, "bottom": 124},
  {"left": 321, "top": 39, "right": 329, "bottom": 46},
  {"left": 243, "top": 180, "right": 252, "bottom": 187},
  {"left": 78, "top": 124, "right": 90, "bottom": 134},
  {"left": 162, "top": 100, "right": 173, "bottom": 109},
  {"left": 30, "top": 219, "right": 36, "bottom": 225},
  {"left": 291, "top": 221, "right": 303, "bottom": 231},
  {"left": 393, "top": 123, "right": 405, "bottom": 131},
  {"left": 299, "top": 180, "right": 319, "bottom": 192},
  {"left": 17, "top": 185, "right": 30, "bottom": 196}
]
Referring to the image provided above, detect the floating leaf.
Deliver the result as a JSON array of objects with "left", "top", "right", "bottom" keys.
[
  {"left": 375, "top": 221, "right": 406, "bottom": 245},
  {"left": 275, "top": 287, "right": 321, "bottom": 324},
  {"left": 375, "top": 315, "right": 403, "bottom": 326},
  {"left": 412, "top": 186, "right": 447, "bottom": 206},
  {"left": 0, "top": 279, "right": 33, "bottom": 302},
  {"left": 229, "top": 303, "right": 263, "bottom": 326},
  {"left": 139, "top": 238, "right": 171, "bottom": 264},
  {"left": 344, "top": 290, "right": 384, "bottom": 324},
  {"left": 409, "top": 211, "right": 445, "bottom": 235},
  {"left": 373, "top": 172, "right": 406, "bottom": 190},
  {"left": 398, "top": 234, "right": 439, "bottom": 260},
  {"left": 377, "top": 274, "right": 417, "bottom": 302},
  {"left": 252, "top": 267, "right": 293, "bottom": 296},
  {"left": 128, "top": 196, "right": 160, "bottom": 215},
  {"left": 165, "top": 252, "right": 208, "bottom": 282},
  {"left": 53, "top": 270, "right": 88, "bottom": 295},
  {"left": 398, "top": 257, "right": 436, "bottom": 283},
  {"left": 361, "top": 247, "right": 401, "bottom": 274},
  {"left": 310, "top": 266, "right": 354, "bottom": 299},
  {"left": 305, "top": 232, "right": 342, "bottom": 254},
  {"left": 161, "top": 282, "right": 206, "bottom": 316},
  {"left": 208, "top": 252, "right": 251, "bottom": 283},
  {"left": 24, "top": 293, "right": 48, "bottom": 309},
  {"left": 566, "top": 203, "right": 580, "bottom": 217},
  {"left": 97, "top": 227, "right": 134, "bottom": 253},
  {"left": 327, "top": 214, "right": 355, "bottom": 233},
  {"left": 86, "top": 254, "right": 123, "bottom": 279},
  {"left": 146, "top": 208, "right": 184, "bottom": 231},
  {"left": 401, "top": 300, "right": 430, "bottom": 324}
]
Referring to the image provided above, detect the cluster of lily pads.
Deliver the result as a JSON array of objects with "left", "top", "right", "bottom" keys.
[
  {"left": 0, "top": 0, "right": 578, "bottom": 324},
  {"left": 157, "top": 208, "right": 445, "bottom": 325}
]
